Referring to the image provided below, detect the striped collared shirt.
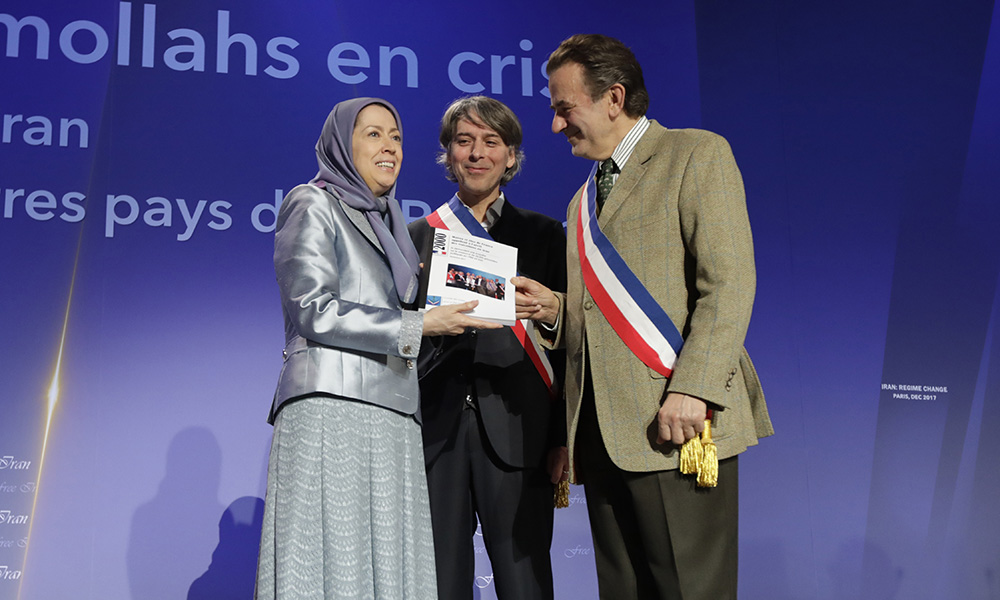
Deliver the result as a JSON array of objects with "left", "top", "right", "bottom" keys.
[{"left": 599, "top": 115, "right": 650, "bottom": 186}]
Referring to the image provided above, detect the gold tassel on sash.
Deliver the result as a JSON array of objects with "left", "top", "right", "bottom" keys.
[
  {"left": 555, "top": 480, "right": 570, "bottom": 508},
  {"left": 679, "top": 431, "right": 703, "bottom": 474},
  {"left": 696, "top": 420, "right": 718, "bottom": 488},
  {"left": 679, "top": 413, "right": 719, "bottom": 488}
]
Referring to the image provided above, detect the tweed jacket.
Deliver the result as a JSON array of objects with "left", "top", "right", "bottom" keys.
[
  {"left": 543, "top": 121, "right": 773, "bottom": 477},
  {"left": 269, "top": 183, "right": 423, "bottom": 423}
]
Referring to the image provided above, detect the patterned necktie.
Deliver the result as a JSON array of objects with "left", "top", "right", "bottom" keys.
[{"left": 596, "top": 159, "right": 618, "bottom": 213}]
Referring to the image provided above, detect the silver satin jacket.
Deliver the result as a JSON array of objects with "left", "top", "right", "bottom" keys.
[{"left": 269, "top": 184, "right": 423, "bottom": 423}]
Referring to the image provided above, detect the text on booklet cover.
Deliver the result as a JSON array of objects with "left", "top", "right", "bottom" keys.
[{"left": 425, "top": 228, "right": 517, "bottom": 326}]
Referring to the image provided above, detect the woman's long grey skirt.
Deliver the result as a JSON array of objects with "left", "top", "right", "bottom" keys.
[{"left": 255, "top": 396, "right": 437, "bottom": 599}]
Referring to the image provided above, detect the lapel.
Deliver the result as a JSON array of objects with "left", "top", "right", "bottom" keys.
[
  {"left": 328, "top": 188, "right": 385, "bottom": 255},
  {"left": 487, "top": 197, "right": 520, "bottom": 246},
  {"left": 598, "top": 120, "right": 666, "bottom": 226}
]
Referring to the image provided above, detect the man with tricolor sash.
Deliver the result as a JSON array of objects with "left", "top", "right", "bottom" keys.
[
  {"left": 409, "top": 96, "right": 567, "bottom": 600},
  {"left": 514, "top": 35, "right": 774, "bottom": 600}
]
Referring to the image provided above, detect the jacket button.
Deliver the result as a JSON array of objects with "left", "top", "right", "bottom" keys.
[
  {"left": 402, "top": 344, "right": 412, "bottom": 355},
  {"left": 584, "top": 300, "right": 594, "bottom": 310},
  {"left": 282, "top": 350, "right": 287, "bottom": 359},
  {"left": 406, "top": 359, "right": 415, "bottom": 370}
]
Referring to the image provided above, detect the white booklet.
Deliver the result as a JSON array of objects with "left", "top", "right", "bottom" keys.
[{"left": 423, "top": 227, "right": 517, "bottom": 326}]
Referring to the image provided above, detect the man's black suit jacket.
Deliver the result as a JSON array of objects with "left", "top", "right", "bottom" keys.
[{"left": 409, "top": 199, "right": 566, "bottom": 469}]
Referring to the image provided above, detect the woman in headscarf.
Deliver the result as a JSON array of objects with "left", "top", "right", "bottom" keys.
[{"left": 256, "top": 98, "right": 498, "bottom": 599}]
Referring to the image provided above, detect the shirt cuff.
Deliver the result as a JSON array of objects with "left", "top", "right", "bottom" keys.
[{"left": 539, "top": 312, "right": 560, "bottom": 332}]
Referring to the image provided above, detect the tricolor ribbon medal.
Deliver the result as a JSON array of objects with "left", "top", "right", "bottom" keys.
[
  {"left": 427, "top": 195, "right": 555, "bottom": 393},
  {"left": 576, "top": 163, "right": 684, "bottom": 377}
]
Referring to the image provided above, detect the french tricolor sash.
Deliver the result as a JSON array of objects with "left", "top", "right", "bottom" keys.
[
  {"left": 577, "top": 163, "right": 684, "bottom": 377},
  {"left": 426, "top": 195, "right": 555, "bottom": 393}
]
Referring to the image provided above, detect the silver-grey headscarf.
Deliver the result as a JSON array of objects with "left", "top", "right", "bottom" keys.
[{"left": 310, "top": 97, "right": 420, "bottom": 304}]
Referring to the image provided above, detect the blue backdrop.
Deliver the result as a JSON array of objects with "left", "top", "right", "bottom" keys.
[{"left": 2, "top": 1, "right": 998, "bottom": 598}]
